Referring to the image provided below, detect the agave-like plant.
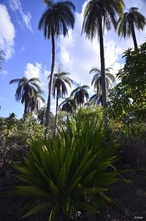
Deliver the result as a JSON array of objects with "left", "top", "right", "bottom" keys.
[{"left": 9, "top": 112, "right": 129, "bottom": 220}]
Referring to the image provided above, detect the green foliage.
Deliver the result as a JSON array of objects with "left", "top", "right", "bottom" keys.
[
  {"left": 9, "top": 112, "right": 127, "bottom": 220},
  {"left": 107, "top": 42, "right": 146, "bottom": 121},
  {"left": 74, "top": 105, "right": 103, "bottom": 122},
  {"left": 0, "top": 113, "right": 45, "bottom": 145}
]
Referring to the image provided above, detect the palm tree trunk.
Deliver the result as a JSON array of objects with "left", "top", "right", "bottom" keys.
[
  {"left": 45, "top": 31, "right": 56, "bottom": 138},
  {"left": 99, "top": 16, "right": 106, "bottom": 106},
  {"left": 55, "top": 91, "right": 59, "bottom": 134},
  {"left": 131, "top": 23, "right": 138, "bottom": 50}
]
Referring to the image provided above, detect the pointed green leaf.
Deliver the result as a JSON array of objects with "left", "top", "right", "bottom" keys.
[
  {"left": 50, "top": 180, "right": 60, "bottom": 198},
  {"left": 22, "top": 201, "right": 53, "bottom": 218},
  {"left": 77, "top": 200, "right": 100, "bottom": 214},
  {"left": 49, "top": 204, "right": 60, "bottom": 221}
]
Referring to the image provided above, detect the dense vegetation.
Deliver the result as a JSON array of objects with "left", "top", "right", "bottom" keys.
[{"left": 0, "top": 0, "right": 146, "bottom": 220}]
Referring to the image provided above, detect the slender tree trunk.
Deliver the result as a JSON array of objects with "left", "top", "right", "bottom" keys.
[
  {"left": 24, "top": 104, "right": 27, "bottom": 115},
  {"left": 131, "top": 23, "right": 138, "bottom": 50},
  {"left": 99, "top": 16, "right": 106, "bottom": 106},
  {"left": 45, "top": 31, "right": 56, "bottom": 138},
  {"left": 55, "top": 89, "right": 59, "bottom": 134}
]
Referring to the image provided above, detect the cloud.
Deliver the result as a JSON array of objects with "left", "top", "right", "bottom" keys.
[
  {"left": 21, "top": 46, "right": 25, "bottom": 51},
  {"left": 24, "top": 62, "right": 49, "bottom": 92},
  {"left": 9, "top": 0, "right": 32, "bottom": 31},
  {"left": 0, "top": 4, "right": 15, "bottom": 59},
  {"left": 0, "top": 70, "right": 8, "bottom": 79}
]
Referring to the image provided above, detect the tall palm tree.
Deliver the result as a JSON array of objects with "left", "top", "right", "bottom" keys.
[
  {"left": 59, "top": 96, "right": 76, "bottom": 114},
  {"left": 9, "top": 77, "right": 43, "bottom": 114},
  {"left": 82, "top": 0, "right": 124, "bottom": 106},
  {"left": 70, "top": 84, "right": 90, "bottom": 107},
  {"left": 117, "top": 7, "right": 146, "bottom": 50},
  {"left": 90, "top": 67, "right": 115, "bottom": 104},
  {"left": 51, "top": 65, "right": 74, "bottom": 126},
  {"left": 38, "top": 0, "right": 75, "bottom": 135}
]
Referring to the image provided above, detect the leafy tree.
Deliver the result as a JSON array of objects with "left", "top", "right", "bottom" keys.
[
  {"left": 89, "top": 67, "right": 115, "bottom": 105},
  {"left": 51, "top": 65, "right": 74, "bottom": 126},
  {"left": 9, "top": 77, "right": 43, "bottom": 115},
  {"left": 107, "top": 42, "right": 146, "bottom": 121},
  {"left": 82, "top": 0, "right": 124, "bottom": 106},
  {"left": 71, "top": 84, "right": 90, "bottom": 107},
  {"left": 38, "top": 0, "right": 75, "bottom": 136},
  {"left": 117, "top": 7, "right": 146, "bottom": 50}
]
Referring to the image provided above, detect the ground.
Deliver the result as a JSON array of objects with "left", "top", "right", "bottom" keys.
[{"left": 0, "top": 141, "right": 146, "bottom": 221}]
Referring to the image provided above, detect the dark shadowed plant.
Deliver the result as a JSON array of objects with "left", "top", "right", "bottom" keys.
[{"left": 8, "top": 111, "right": 129, "bottom": 220}]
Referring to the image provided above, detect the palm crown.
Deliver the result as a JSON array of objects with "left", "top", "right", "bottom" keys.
[
  {"left": 9, "top": 77, "right": 44, "bottom": 114},
  {"left": 51, "top": 65, "right": 74, "bottom": 126},
  {"left": 59, "top": 96, "right": 76, "bottom": 113},
  {"left": 117, "top": 7, "right": 146, "bottom": 49},
  {"left": 90, "top": 67, "right": 115, "bottom": 93},
  {"left": 71, "top": 84, "right": 90, "bottom": 107}
]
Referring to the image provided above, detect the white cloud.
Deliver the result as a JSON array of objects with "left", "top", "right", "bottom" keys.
[
  {"left": 24, "top": 62, "right": 49, "bottom": 92},
  {"left": 0, "top": 4, "right": 15, "bottom": 59},
  {"left": 9, "top": 0, "right": 21, "bottom": 11},
  {"left": 0, "top": 70, "right": 8, "bottom": 79},
  {"left": 9, "top": 0, "right": 32, "bottom": 31},
  {"left": 21, "top": 46, "right": 25, "bottom": 51}
]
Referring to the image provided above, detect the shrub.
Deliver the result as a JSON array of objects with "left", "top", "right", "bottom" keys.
[
  {"left": 9, "top": 112, "right": 127, "bottom": 220},
  {"left": 0, "top": 114, "right": 45, "bottom": 145}
]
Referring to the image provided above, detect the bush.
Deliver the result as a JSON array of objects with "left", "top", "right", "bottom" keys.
[
  {"left": 9, "top": 112, "right": 128, "bottom": 220},
  {"left": 0, "top": 114, "right": 45, "bottom": 145}
]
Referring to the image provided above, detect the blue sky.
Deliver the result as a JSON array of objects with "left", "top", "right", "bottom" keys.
[{"left": 0, "top": 0, "right": 146, "bottom": 118}]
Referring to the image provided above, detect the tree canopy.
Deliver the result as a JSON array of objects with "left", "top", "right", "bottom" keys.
[{"left": 107, "top": 42, "right": 146, "bottom": 121}]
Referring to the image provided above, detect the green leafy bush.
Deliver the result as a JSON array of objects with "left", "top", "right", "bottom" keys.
[
  {"left": 10, "top": 113, "right": 127, "bottom": 220},
  {"left": 0, "top": 114, "right": 45, "bottom": 145}
]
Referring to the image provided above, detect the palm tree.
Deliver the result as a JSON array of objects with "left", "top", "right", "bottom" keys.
[
  {"left": 59, "top": 96, "right": 76, "bottom": 114},
  {"left": 89, "top": 67, "right": 115, "bottom": 105},
  {"left": 38, "top": 0, "right": 75, "bottom": 135},
  {"left": 51, "top": 65, "right": 74, "bottom": 127},
  {"left": 29, "top": 91, "right": 45, "bottom": 112},
  {"left": 89, "top": 93, "right": 102, "bottom": 105},
  {"left": 82, "top": 0, "right": 124, "bottom": 106},
  {"left": 70, "top": 84, "right": 90, "bottom": 107},
  {"left": 9, "top": 77, "right": 43, "bottom": 114},
  {"left": 117, "top": 7, "right": 146, "bottom": 50}
]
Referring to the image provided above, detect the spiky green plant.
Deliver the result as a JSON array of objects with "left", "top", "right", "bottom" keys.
[{"left": 9, "top": 112, "right": 128, "bottom": 220}]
